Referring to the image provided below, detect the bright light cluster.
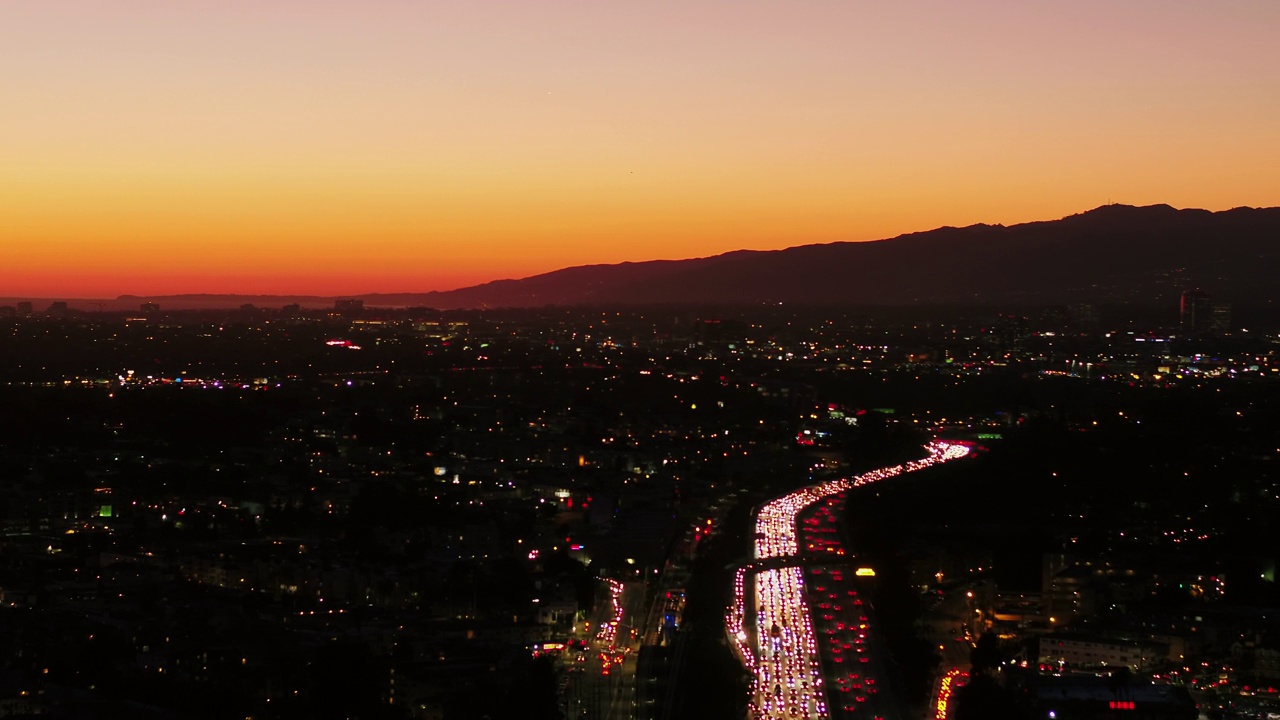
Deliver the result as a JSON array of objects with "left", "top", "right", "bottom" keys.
[
  {"left": 595, "top": 578, "right": 625, "bottom": 650},
  {"left": 934, "top": 668, "right": 968, "bottom": 719},
  {"left": 754, "top": 441, "right": 969, "bottom": 560},
  {"left": 753, "top": 566, "right": 826, "bottom": 719},
  {"left": 733, "top": 441, "right": 970, "bottom": 719},
  {"left": 727, "top": 567, "right": 757, "bottom": 670}
]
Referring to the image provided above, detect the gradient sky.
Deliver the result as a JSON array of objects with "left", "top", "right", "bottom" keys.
[{"left": 4, "top": 1, "right": 1278, "bottom": 297}]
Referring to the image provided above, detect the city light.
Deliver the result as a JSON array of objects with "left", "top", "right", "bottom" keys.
[{"left": 934, "top": 668, "right": 968, "bottom": 719}]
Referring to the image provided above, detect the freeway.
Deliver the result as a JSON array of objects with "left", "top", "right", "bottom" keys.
[{"left": 728, "top": 441, "right": 971, "bottom": 720}]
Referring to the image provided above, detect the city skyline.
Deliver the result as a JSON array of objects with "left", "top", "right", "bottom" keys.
[
  {"left": 0, "top": 303, "right": 1273, "bottom": 719},
  {"left": 5, "top": 1, "right": 1279, "bottom": 297}
]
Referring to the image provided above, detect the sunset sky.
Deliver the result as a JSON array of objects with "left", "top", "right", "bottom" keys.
[{"left": 4, "top": 1, "right": 1278, "bottom": 297}]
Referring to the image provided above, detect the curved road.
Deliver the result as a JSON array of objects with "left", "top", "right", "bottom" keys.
[{"left": 727, "top": 441, "right": 971, "bottom": 720}]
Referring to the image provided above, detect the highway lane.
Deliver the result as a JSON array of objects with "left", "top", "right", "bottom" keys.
[
  {"left": 930, "top": 668, "right": 969, "bottom": 720},
  {"left": 922, "top": 587, "right": 981, "bottom": 719},
  {"left": 730, "top": 441, "right": 971, "bottom": 720},
  {"left": 562, "top": 578, "right": 639, "bottom": 719}
]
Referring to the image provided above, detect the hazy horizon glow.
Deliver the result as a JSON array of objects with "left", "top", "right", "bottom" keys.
[{"left": 4, "top": 1, "right": 1278, "bottom": 297}]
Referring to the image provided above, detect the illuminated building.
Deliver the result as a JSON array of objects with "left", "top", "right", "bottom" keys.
[
  {"left": 1178, "top": 289, "right": 1208, "bottom": 334},
  {"left": 1038, "top": 634, "right": 1155, "bottom": 670},
  {"left": 1180, "top": 289, "right": 1232, "bottom": 335}
]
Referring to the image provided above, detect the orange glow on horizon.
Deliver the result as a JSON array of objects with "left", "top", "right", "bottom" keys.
[{"left": 3, "top": 2, "right": 1277, "bottom": 298}]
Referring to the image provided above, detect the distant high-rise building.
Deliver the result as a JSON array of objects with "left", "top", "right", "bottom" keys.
[
  {"left": 1179, "top": 289, "right": 1209, "bottom": 334},
  {"left": 1180, "top": 289, "right": 1231, "bottom": 335},
  {"left": 1209, "top": 301, "right": 1231, "bottom": 334},
  {"left": 16, "top": 301, "right": 33, "bottom": 316},
  {"left": 282, "top": 303, "right": 302, "bottom": 316},
  {"left": 334, "top": 299, "right": 364, "bottom": 315},
  {"left": 1067, "top": 303, "right": 1098, "bottom": 329},
  {"left": 46, "top": 301, "right": 69, "bottom": 317}
]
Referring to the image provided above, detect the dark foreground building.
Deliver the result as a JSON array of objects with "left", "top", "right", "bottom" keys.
[{"left": 1028, "top": 675, "right": 1196, "bottom": 720}]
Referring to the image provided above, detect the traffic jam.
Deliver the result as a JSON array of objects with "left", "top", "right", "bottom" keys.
[{"left": 732, "top": 441, "right": 970, "bottom": 719}]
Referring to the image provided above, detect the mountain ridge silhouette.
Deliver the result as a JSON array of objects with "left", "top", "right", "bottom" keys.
[{"left": 18, "top": 203, "right": 1272, "bottom": 311}]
